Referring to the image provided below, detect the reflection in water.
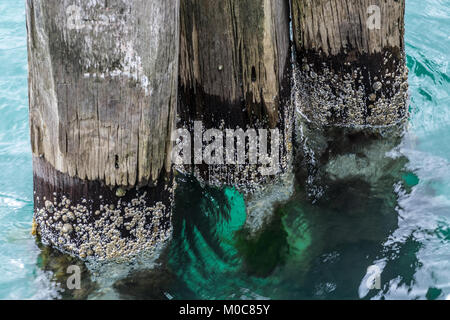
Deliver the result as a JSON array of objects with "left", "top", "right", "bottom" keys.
[
  {"left": 37, "top": 110, "right": 433, "bottom": 300},
  {"left": 109, "top": 121, "right": 416, "bottom": 300},
  {"left": 80, "top": 118, "right": 447, "bottom": 301},
  {"left": 1, "top": 0, "right": 450, "bottom": 301},
  {"left": 35, "top": 242, "right": 97, "bottom": 300}
]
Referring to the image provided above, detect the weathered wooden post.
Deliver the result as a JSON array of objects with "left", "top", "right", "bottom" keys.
[
  {"left": 178, "top": 0, "right": 292, "bottom": 190},
  {"left": 290, "top": 0, "right": 409, "bottom": 201},
  {"left": 291, "top": 0, "right": 408, "bottom": 126},
  {"left": 27, "top": 0, "right": 179, "bottom": 260}
]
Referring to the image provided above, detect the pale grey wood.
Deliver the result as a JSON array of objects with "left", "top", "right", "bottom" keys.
[
  {"left": 292, "top": 0, "right": 405, "bottom": 56},
  {"left": 27, "top": 0, "right": 179, "bottom": 188}
]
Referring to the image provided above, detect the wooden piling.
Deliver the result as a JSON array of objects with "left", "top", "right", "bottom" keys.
[
  {"left": 291, "top": 0, "right": 408, "bottom": 126},
  {"left": 178, "top": 0, "right": 293, "bottom": 189},
  {"left": 291, "top": 0, "right": 409, "bottom": 203},
  {"left": 27, "top": 0, "right": 179, "bottom": 260},
  {"left": 26, "top": 0, "right": 411, "bottom": 259}
]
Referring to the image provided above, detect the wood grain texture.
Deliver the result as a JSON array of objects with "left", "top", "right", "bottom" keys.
[
  {"left": 292, "top": 0, "right": 408, "bottom": 126},
  {"left": 177, "top": 0, "right": 294, "bottom": 193},
  {"left": 179, "top": 0, "right": 291, "bottom": 129},
  {"left": 27, "top": 0, "right": 179, "bottom": 260},
  {"left": 291, "top": 1, "right": 409, "bottom": 207},
  {"left": 27, "top": 0, "right": 179, "bottom": 188},
  {"left": 292, "top": 0, "right": 405, "bottom": 56}
]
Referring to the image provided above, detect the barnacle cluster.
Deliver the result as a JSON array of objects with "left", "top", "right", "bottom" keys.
[
  {"left": 34, "top": 187, "right": 174, "bottom": 261},
  {"left": 175, "top": 97, "right": 295, "bottom": 196},
  {"left": 295, "top": 51, "right": 409, "bottom": 127}
]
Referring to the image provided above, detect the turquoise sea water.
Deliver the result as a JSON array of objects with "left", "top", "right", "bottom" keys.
[{"left": 0, "top": 0, "right": 449, "bottom": 299}]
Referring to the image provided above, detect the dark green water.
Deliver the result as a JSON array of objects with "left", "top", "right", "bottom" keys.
[{"left": 0, "top": 0, "right": 449, "bottom": 299}]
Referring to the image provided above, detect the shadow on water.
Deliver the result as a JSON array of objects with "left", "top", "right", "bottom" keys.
[
  {"left": 111, "top": 121, "right": 425, "bottom": 300},
  {"left": 234, "top": 209, "right": 289, "bottom": 278},
  {"left": 170, "top": 174, "right": 234, "bottom": 265},
  {"left": 283, "top": 120, "right": 422, "bottom": 299},
  {"left": 114, "top": 174, "right": 244, "bottom": 300},
  {"left": 34, "top": 123, "right": 426, "bottom": 300},
  {"left": 35, "top": 241, "right": 97, "bottom": 300}
]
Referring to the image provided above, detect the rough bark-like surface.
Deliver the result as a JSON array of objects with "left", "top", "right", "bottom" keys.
[
  {"left": 28, "top": 0, "right": 178, "bottom": 187},
  {"left": 180, "top": 0, "right": 290, "bottom": 128},
  {"left": 292, "top": 0, "right": 408, "bottom": 126},
  {"left": 178, "top": 0, "right": 293, "bottom": 189},
  {"left": 27, "top": 0, "right": 179, "bottom": 260}
]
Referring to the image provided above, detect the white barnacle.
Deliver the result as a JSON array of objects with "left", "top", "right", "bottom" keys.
[
  {"left": 373, "top": 81, "right": 382, "bottom": 91},
  {"left": 67, "top": 212, "right": 75, "bottom": 220},
  {"left": 45, "top": 200, "right": 54, "bottom": 213},
  {"left": 62, "top": 224, "right": 73, "bottom": 234},
  {"left": 116, "top": 187, "right": 127, "bottom": 198}
]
